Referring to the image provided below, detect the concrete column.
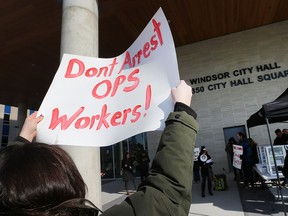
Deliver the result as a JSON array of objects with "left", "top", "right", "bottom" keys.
[{"left": 60, "top": 0, "right": 101, "bottom": 208}]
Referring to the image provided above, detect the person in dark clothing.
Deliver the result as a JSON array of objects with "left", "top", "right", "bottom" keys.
[
  {"left": 280, "top": 149, "right": 288, "bottom": 186},
  {"left": 138, "top": 150, "right": 150, "bottom": 182},
  {"left": 248, "top": 138, "right": 259, "bottom": 165},
  {"left": 273, "top": 128, "right": 288, "bottom": 145},
  {"left": 225, "top": 137, "right": 239, "bottom": 180},
  {"left": 122, "top": 152, "right": 137, "bottom": 195},
  {"left": 193, "top": 159, "right": 200, "bottom": 183},
  {"left": 198, "top": 146, "right": 214, "bottom": 197},
  {"left": 238, "top": 132, "right": 254, "bottom": 188},
  {"left": 248, "top": 137, "right": 260, "bottom": 182}
]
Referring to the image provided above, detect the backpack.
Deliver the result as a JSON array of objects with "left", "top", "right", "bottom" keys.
[{"left": 213, "top": 174, "right": 227, "bottom": 191}]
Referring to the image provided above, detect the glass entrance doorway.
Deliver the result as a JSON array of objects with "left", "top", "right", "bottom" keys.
[{"left": 100, "top": 133, "right": 148, "bottom": 179}]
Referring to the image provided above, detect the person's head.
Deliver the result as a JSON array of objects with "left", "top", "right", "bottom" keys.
[
  {"left": 200, "top": 146, "right": 207, "bottom": 155},
  {"left": 125, "top": 152, "right": 130, "bottom": 159},
  {"left": 228, "top": 137, "right": 236, "bottom": 144},
  {"left": 248, "top": 138, "right": 257, "bottom": 147},
  {"left": 236, "top": 132, "right": 245, "bottom": 142},
  {"left": 282, "top": 129, "right": 288, "bottom": 135},
  {"left": 0, "top": 143, "right": 99, "bottom": 215},
  {"left": 275, "top": 128, "right": 283, "bottom": 137}
]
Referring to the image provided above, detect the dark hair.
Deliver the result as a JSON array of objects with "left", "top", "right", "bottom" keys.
[
  {"left": 228, "top": 137, "right": 236, "bottom": 144},
  {"left": 275, "top": 128, "right": 281, "bottom": 133},
  {"left": 200, "top": 146, "right": 207, "bottom": 155},
  {"left": 237, "top": 132, "right": 245, "bottom": 138},
  {"left": 124, "top": 152, "right": 130, "bottom": 158},
  {"left": 248, "top": 138, "right": 257, "bottom": 146},
  {"left": 0, "top": 143, "right": 99, "bottom": 215}
]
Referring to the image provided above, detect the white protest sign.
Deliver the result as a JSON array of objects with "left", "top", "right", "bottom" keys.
[
  {"left": 233, "top": 144, "right": 243, "bottom": 169},
  {"left": 194, "top": 147, "right": 200, "bottom": 161},
  {"left": 36, "top": 8, "right": 180, "bottom": 147}
]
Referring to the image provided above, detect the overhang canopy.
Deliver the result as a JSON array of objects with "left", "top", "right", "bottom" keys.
[{"left": 247, "top": 88, "right": 288, "bottom": 128}]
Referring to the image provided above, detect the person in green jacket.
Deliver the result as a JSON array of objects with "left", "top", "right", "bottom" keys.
[{"left": 0, "top": 80, "right": 199, "bottom": 216}]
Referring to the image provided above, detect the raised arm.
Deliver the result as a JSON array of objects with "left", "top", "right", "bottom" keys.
[{"left": 103, "top": 80, "right": 199, "bottom": 216}]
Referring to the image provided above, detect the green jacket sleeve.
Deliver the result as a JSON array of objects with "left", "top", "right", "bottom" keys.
[{"left": 102, "top": 110, "right": 199, "bottom": 216}]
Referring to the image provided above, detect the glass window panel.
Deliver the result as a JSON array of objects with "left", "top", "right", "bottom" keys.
[
  {"left": 100, "top": 146, "right": 114, "bottom": 179},
  {"left": 4, "top": 114, "right": 10, "bottom": 123},
  {"left": 29, "top": 109, "right": 35, "bottom": 115},
  {"left": 100, "top": 133, "right": 148, "bottom": 179},
  {"left": 114, "top": 142, "right": 125, "bottom": 178},
  {"left": 4, "top": 105, "right": 11, "bottom": 114}
]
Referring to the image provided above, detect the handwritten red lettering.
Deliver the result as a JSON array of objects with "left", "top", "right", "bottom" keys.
[
  {"left": 65, "top": 58, "right": 118, "bottom": 78},
  {"left": 110, "top": 75, "right": 126, "bottom": 97},
  {"left": 49, "top": 107, "right": 85, "bottom": 130},
  {"left": 131, "top": 105, "right": 141, "bottom": 122},
  {"left": 111, "top": 111, "right": 122, "bottom": 126},
  {"left": 75, "top": 117, "right": 91, "bottom": 129},
  {"left": 122, "top": 108, "right": 131, "bottom": 125},
  {"left": 143, "top": 42, "right": 151, "bottom": 58},
  {"left": 118, "top": 52, "right": 132, "bottom": 73},
  {"left": 144, "top": 85, "right": 152, "bottom": 117},
  {"left": 118, "top": 18, "right": 164, "bottom": 73},
  {"left": 92, "top": 80, "right": 112, "bottom": 99},
  {"left": 123, "top": 69, "right": 140, "bottom": 92},
  {"left": 96, "top": 104, "right": 111, "bottom": 130},
  {"left": 92, "top": 68, "right": 140, "bottom": 99},
  {"left": 152, "top": 19, "right": 163, "bottom": 45},
  {"left": 150, "top": 35, "right": 158, "bottom": 51},
  {"left": 48, "top": 103, "right": 146, "bottom": 131},
  {"left": 65, "top": 59, "right": 85, "bottom": 78}
]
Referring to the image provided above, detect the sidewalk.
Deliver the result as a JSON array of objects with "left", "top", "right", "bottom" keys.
[
  {"left": 190, "top": 172, "right": 244, "bottom": 216},
  {"left": 101, "top": 173, "right": 245, "bottom": 215}
]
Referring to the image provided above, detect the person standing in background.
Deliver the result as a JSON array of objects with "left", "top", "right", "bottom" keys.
[
  {"left": 193, "top": 157, "right": 200, "bottom": 183},
  {"left": 280, "top": 149, "right": 288, "bottom": 186},
  {"left": 248, "top": 138, "right": 260, "bottom": 183},
  {"left": 225, "top": 137, "right": 239, "bottom": 180},
  {"left": 237, "top": 132, "right": 254, "bottom": 188},
  {"left": 198, "top": 146, "right": 214, "bottom": 197},
  {"left": 273, "top": 129, "right": 288, "bottom": 145},
  {"left": 122, "top": 152, "right": 137, "bottom": 195},
  {"left": 138, "top": 150, "right": 150, "bottom": 182}
]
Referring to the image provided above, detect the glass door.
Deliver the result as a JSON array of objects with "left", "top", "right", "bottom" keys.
[{"left": 101, "top": 133, "right": 148, "bottom": 179}]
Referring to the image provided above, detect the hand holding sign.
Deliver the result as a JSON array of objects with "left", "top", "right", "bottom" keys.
[
  {"left": 19, "top": 112, "right": 44, "bottom": 142},
  {"left": 171, "top": 80, "right": 192, "bottom": 106}
]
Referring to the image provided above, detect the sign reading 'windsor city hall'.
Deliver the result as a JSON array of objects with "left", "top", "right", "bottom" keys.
[{"left": 190, "top": 62, "right": 288, "bottom": 94}]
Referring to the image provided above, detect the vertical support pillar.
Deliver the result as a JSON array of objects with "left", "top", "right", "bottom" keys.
[{"left": 60, "top": 0, "right": 101, "bottom": 208}]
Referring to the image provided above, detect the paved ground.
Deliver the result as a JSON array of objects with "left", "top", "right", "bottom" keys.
[
  {"left": 101, "top": 173, "right": 244, "bottom": 215},
  {"left": 101, "top": 172, "right": 288, "bottom": 215},
  {"left": 190, "top": 172, "right": 244, "bottom": 216},
  {"left": 237, "top": 181, "right": 288, "bottom": 216}
]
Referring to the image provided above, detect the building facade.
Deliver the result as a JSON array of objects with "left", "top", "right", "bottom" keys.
[{"left": 148, "top": 20, "right": 288, "bottom": 174}]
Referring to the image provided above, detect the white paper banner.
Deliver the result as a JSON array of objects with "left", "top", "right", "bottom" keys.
[
  {"left": 233, "top": 144, "right": 243, "bottom": 169},
  {"left": 36, "top": 8, "right": 180, "bottom": 147}
]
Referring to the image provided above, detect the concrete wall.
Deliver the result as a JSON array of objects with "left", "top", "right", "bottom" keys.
[{"left": 148, "top": 20, "right": 288, "bottom": 174}]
